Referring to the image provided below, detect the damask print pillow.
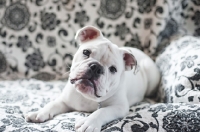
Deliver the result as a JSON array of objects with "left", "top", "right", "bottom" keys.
[{"left": 156, "top": 36, "right": 200, "bottom": 103}]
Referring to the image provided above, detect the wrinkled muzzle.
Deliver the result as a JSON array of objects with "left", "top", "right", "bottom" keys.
[{"left": 70, "top": 62, "right": 104, "bottom": 98}]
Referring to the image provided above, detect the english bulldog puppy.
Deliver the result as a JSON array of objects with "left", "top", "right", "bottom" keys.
[{"left": 25, "top": 26, "right": 160, "bottom": 132}]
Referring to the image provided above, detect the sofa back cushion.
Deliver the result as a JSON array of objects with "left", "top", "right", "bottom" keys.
[{"left": 0, "top": 0, "right": 199, "bottom": 80}]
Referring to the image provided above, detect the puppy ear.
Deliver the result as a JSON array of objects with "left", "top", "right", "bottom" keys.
[
  {"left": 123, "top": 51, "right": 138, "bottom": 72},
  {"left": 75, "top": 26, "right": 103, "bottom": 43}
]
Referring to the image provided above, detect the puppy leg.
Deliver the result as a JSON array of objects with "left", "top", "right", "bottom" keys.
[
  {"left": 25, "top": 98, "right": 70, "bottom": 123},
  {"left": 75, "top": 103, "right": 129, "bottom": 132}
]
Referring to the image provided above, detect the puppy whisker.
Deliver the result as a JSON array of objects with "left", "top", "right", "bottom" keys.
[
  {"left": 63, "top": 71, "right": 71, "bottom": 76},
  {"left": 66, "top": 64, "right": 71, "bottom": 69}
]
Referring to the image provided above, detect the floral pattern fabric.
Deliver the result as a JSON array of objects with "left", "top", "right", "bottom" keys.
[
  {"left": 0, "top": 0, "right": 200, "bottom": 80},
  {"left": 0, "top": 79, "right": 200, "bottom": 132},
  {"left": 156, "top": 36, "right": 200, "bottom": 104},
  {"left": 3, "top": 2, "right": 30, "bottom": 31}
]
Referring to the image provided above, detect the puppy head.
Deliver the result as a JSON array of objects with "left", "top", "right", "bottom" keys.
[{"left": 69, "top": 26, "right": 137, "bottom": 102}]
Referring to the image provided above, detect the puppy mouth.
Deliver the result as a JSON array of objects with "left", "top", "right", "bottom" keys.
[{"left": 70, "top": 78, "right": 101, "bottom": 98}]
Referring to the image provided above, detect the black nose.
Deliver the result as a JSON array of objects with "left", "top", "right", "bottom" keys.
[{"left": 89, "top": 63, "right": 104, "bottom": 76}]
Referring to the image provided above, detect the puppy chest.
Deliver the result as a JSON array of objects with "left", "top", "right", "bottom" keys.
[{"left": 71, "top": 98, "right": 98, "bottom": 112}]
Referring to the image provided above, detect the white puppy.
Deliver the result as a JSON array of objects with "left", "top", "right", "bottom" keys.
[{"left": 25, "top": 26, "right": 160, "bottom": 132}]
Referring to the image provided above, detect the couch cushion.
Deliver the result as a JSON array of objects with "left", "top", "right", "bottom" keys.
[{"left": 0, "top": 79, "right": 200, "bottom": 132}]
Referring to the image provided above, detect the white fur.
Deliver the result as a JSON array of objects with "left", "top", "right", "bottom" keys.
[{"left": 25, "top": 26, "right": 160, "bottom": 132}]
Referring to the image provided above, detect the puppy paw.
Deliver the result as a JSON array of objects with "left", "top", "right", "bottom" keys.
[
  {"left": 75, "top": 117, "right": 101, "bottom": 132},
  {"left": 25, "top": 110, "right": 53, "bottom": 123}
]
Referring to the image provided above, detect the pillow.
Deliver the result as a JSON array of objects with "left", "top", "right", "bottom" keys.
[{"left": 156, "top": 36, "right": 200, "bottom": 103}]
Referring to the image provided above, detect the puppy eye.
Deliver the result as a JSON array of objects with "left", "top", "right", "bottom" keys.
[
  {"left": 109, "top": 66, "right": 117, "bottom": 73},
  {"left": 83, "top": 49, "right": 91, "bottom": 57}
]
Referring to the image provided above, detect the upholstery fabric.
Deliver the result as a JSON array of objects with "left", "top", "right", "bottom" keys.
[
  {"left": 156, "top": 36, "right": 200, "bottom": 103},
  {"left": 1, "top": 79, "right": 200, "bottom": 132},
  {"left": 0, "top": 0, "right": 200, "bottom": 80},
  {"left": 0, "top": 0, "right": 200, "bottom": 132}
]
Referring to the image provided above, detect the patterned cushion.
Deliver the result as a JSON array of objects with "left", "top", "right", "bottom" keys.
[
  {"left": 0, "top": 0, "right": 200, "bottom": 80},
  {"left": 0, "top": 79, "right": 200, "bottom": 132},
  {"left": 156, "top": 36, "right": 200, "bottom": 103}
]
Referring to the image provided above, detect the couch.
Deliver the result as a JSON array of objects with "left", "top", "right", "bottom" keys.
[{"left": 0, "top": 0, "right": 200, "bottom": 131}]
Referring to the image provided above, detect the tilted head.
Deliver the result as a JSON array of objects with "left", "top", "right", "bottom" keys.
[{"left": 69, "top": 26, "right": 137, "bottom": 102}]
